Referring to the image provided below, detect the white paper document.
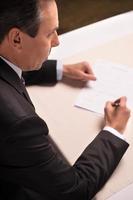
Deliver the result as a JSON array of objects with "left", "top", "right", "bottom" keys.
[
  {"left": 106, "top": 182, "right": 133, "bottom": 200},
  {"left": 75, "top": 61, "right": 133, "bottom": 114}
]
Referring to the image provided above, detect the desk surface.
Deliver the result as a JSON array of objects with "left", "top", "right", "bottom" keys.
[{"left": 28, "top": 12, "right": 133, "bottom": 200}]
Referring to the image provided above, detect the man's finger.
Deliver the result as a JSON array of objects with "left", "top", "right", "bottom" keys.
[
  {"left": 82, "top": 62, "right": 95, "bottom": 75},
  {"left": 120, "top": 96, "right": 127, "bottom": 107},
  {"left": 81, "top": 71, "right": 96, "bottom": 81}
]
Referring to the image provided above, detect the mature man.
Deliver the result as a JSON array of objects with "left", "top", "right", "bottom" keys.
[{"left": 0, "top": 0, "right": 130, "bottom": 200}]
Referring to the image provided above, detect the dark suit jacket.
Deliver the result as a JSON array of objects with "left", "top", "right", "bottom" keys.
[{"left": 0, "top": 58, "right": 129, "bottom": 200}]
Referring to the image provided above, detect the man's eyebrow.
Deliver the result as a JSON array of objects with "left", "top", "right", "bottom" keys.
[
  {"left": 49, "top": 26, "right": 59, "bottom": 33},
  {"left": 46, "top": 26, "right": 59, "bottom": 37},
  {"left": 51, "top": 26, "right": 59, "bottom": 33}
]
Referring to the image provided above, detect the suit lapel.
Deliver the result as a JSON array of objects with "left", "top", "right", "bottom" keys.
[{"left": 0, "top": 58, "right": 34, "bottom": 107}]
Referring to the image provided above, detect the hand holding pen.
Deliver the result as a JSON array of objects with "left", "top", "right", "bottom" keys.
[{"left": 104, "top": 96, "right": 130, "bottom": 133}]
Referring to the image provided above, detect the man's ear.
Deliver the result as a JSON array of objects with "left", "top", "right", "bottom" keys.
[{"left": 8, "top": 28, "right": 22, "bottom": 51}]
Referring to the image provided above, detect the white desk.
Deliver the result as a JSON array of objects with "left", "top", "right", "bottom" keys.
[{"left": 28, "top": 12, "right": 133, "bottom": 200}]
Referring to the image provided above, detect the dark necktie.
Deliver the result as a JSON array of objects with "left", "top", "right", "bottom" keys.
[
  {"left": 21, "top": 77, "right": 34, "bottom": 107},
  {"left": 21, "top": 76, "right": 25, "bottom": 85}
]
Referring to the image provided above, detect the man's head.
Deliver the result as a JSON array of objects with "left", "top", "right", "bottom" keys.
[{"left": 0, "top": 0, "right": 59, "bottom": 71}]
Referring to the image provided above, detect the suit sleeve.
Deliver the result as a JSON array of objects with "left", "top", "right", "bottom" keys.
[
  {"left": 22, "top": 60, "right": 57, "bottom": 85},
  {"left": 1, "top": 115, "right": 129, "bottom": 200}
]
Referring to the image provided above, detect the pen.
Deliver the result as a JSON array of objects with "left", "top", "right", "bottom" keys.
[{"left": 112, "top": 99, "right": 120, "bottom": 107}]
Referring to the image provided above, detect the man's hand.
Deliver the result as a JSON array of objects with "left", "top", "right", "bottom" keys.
[
  {"left": 63, "top": 62, "right": 96, "bottom": 81},
  {"left": 104, "top": 96, "right": 130, "bottom": 133}
]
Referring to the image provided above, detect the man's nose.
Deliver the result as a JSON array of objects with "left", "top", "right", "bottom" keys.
[{"left": 52, "top": 32, "right": 60, "bottom": 47}]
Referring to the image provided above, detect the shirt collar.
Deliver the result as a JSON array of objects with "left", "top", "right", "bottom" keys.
[{"left": 0, "top": 56, "right": 22, "bottom": 79}]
